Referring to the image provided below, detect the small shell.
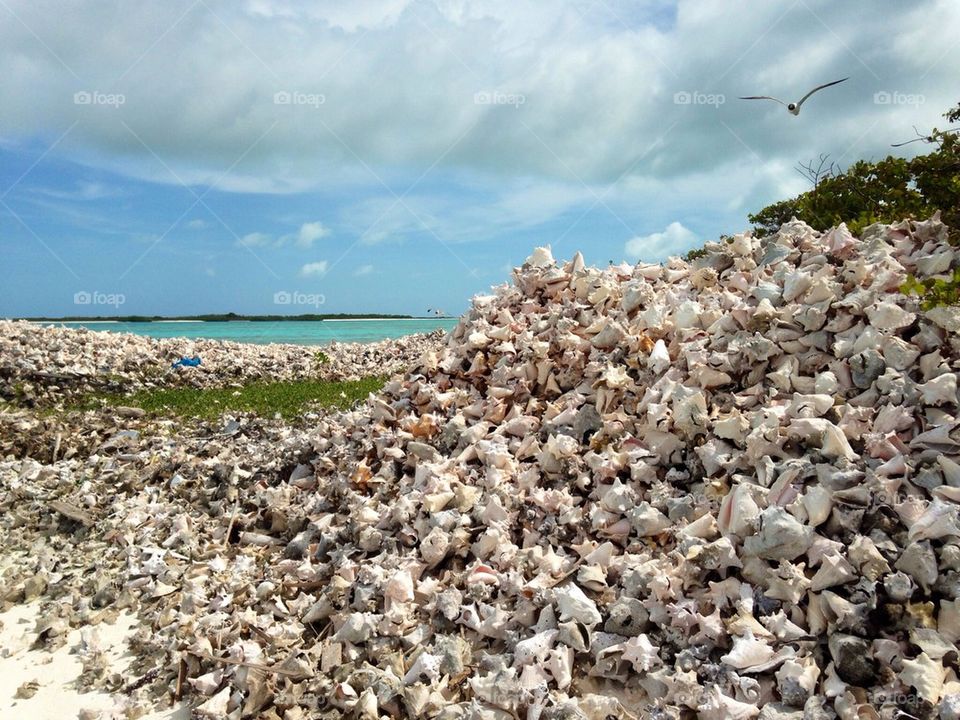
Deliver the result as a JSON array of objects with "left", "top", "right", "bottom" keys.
[
  {"left": 553, "top": 583, "right": 602, "bottom": 626},
  {"left": 697, "top": 685, "right": 760, "bottom": 720},
  {"left": 900, "top": 652, "right": 946, "bottom": 703}
]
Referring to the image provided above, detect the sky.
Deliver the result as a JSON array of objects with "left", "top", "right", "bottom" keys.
[{"left": 0, "top": 0, "right": 957, "bottom": 317}]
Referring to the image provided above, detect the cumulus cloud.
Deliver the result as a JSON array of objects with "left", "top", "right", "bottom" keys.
[
  {"left": 293, "top": 221, "right": 330, "bottom": 248},
  {"left": 625, "top": 221, "right": 697, "bottom": 261},
  {"left": 237, "top": 221, "right": 329, "bottom": 248},
  {"left": 1, "top": 0, "right": 957, "bottom": 246},
  {"left": 238, "top": 231, "right": 273, "bottom": 247},
  {"left": 354, "top": 264, "right": 374, "bottom": 276},
  {"left": 2, "top": 1, "right": 956, "bottom": 191},
  {"left": 299, "top": 261, "right": 329, "bottom": 277}
]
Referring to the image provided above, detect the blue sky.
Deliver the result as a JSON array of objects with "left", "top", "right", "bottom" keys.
[{"left": 1, "top": 0, "right": 958, "bottom": 317}]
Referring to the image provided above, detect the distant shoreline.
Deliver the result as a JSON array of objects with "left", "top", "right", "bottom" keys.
[{"left": 16, "top": 313, "right": 446, "bottom": 323}]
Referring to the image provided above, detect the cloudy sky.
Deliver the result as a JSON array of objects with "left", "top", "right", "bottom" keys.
[{"left": 1, "top": 0, "right": 957, "bottom": 317}]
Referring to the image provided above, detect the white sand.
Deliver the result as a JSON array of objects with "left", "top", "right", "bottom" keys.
[{"left": 0, "top": 602, "right": 189, "bottom": 720}]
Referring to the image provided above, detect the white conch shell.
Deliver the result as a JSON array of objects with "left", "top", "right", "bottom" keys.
[
  {"left": 765, "top": 560, "right": 812, "bottom": 604},
  {"left": 189, "top": 668, "right": 225, "bottom": 696},
  {"left": 356, "top": 688, "right": 379, "bottom": 720},
  {"left": 823, "top": 222, "right": 857, "bottom": 256},
  {"left": 743, "top": 508, "right": 812, "bottom": 560},
  {"left": 553, "top": 583, "right": 602, "bottom": 626},
  {"left": 714, "top": 409, "right": 750, "bottom": 444},
  {"left": 919, "top": 372, "right": 958, "bottom": 406},
  {"left": 847, "top": 536, "right": 890, "bottom": 580},
  {"left": 546, "top": 646, "right": 574, "bottom": 689},
  {"left": 600, "top": 633, "right": 661, "bottom": 673},
  {"left": 720, "top": 631, "right": 774, "bottom": 670},
  {"left": 909, "top": 500, "right": 960, "bottom": 541},
  {"left": 939, "top": 456, "right": 960, "bottom": 486},
  {"left": 939, "top": 599, "right": 960, "bottom": 644},
  {"left": 628, "top": 502, "right": 672, "bottom": 536},
  {"left": 194, "top": 686, "right": 232, "bottom": 719},
  {"left": 865, "top": 301, "right": 915, "bottom": 332},
  {"left": 762, "top": 611, "right": 809, "bottom": 642},
  {"left": 787, "top": 418, "right": 857, "bottom": 460},
  {"left": 384, "top": 568, "right": 415, "bottom": 604},
  {"left": 648, "top": 339, "right": 671, "bottom": 375},
  {"left": 513, "top": 629, "right": 559, "bottom": 667},
  {"left": 718, "top": 484, "right": 760, "bottom": 537},
  {"left": 776, "top": 656, "right": 820, "bottom": 706},
  {"left": 910, "top": 628, "right": 958, "bottom": 661},
  {"left": 900, "top": 652, "right": 946, "bottom": 703},
  {"left": 810, "top": 553, "right": 857, "bottom": 591},
  {"left": 802, "top": 486, "right": 833, "bottom": 527},
  {"left": 527, "top": 246, "right": 555, "bottom": 268},
  {"left": 696, "top": 685, "right": 760, "bottom": 720}
]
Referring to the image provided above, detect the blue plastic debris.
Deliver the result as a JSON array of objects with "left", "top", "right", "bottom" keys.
[{"left": 172, "top": 355, "right": 202, "bottom": 369}]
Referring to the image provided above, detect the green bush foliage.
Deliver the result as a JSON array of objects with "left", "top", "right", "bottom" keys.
[{"left": 749, "top": 102, "right": 960, "bottom": 237}]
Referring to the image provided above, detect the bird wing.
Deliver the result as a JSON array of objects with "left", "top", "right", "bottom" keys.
[
  {"left": 795, "top": 77, "right": 848, "bottom": 110},
  {"left": 739, "top": 95, "right": 787, "bottom": 106}
]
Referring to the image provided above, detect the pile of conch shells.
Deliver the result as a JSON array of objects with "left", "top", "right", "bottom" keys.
[
  {"left": 0, "top": 320, "right": 443, "bottom": 402},
  {"left": 4, "top": 215, "right": 960, "bottom": 719}
]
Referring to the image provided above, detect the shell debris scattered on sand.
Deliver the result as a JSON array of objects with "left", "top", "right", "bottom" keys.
[
  {"left": 2, "top": 215, "right": 960, "bottom": 718},
  {"left": 0, "top": 322, "right": 445, "bottom": 403}
]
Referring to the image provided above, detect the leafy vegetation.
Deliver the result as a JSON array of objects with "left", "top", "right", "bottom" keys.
[
  {"left": 683, "top": 247, "right": 708, "bottom": 262},
  {"left": 749, "top": 102, "right": 960, "bottom": 237},
  {"left": 901, "top": 269, "right": 960, "bottom": 311},
  {"left": 73, "top": 376, "right": 385, "bottom": 420}
]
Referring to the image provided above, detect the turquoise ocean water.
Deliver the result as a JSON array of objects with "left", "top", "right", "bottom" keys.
[{"left": 39, "top": 318, "right": 461, "bottom": 346}]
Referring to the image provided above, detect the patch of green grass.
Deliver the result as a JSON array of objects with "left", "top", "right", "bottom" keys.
[
  {"left": 314, "top": 350, "right": 330, "bottom": 364},
  {"left": 72, "top": 376, "right": 386, "bottom": 420}
]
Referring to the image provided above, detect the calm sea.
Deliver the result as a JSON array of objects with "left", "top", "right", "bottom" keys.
[{"left": 40, "top": 318, "right": 461, "bottom": 345}]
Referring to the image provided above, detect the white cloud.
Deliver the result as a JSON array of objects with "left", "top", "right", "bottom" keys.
[
  {"left": 33, "top": 180, "right": 121, "bottom": 201},
  {"left": 187, "top": 219, "right": 209, "bottom": 229},
  {"left": 291, "top": 221, "right": 330, "bottom": 248},
  {"left": 354, "top": 264, "right": 374, "bottom": 276},
  {"left": 237, "top": 221, "right": 329, "bottom": 248},
  {"left": 1, "top": 0, "right": 958, "bottom": 249},
  {"left": 238, "top": 232, "right": 272, "bottom": 247},
  {"left": 300, "top": 261, "right": 329, "bottom": 277},
  {"left": 1, "top": 0, "right": 955, "bottom": 199},
  {"left": 625, "top": 221, "right": 697, "bottom": 261}
]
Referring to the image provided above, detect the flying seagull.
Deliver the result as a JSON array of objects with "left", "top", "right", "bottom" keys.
[{"left": 740, "top": 77, "right": 848, "bottom": 115}]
